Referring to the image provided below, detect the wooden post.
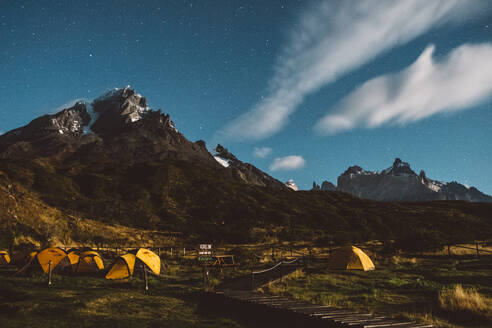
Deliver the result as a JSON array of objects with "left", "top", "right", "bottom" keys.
[
  {"left": 183, "top": 247, "right": 186, "bottom": 256},
  {"left": 447, "top": 245, "right": 451, "bottom": 257},
  {"left": 143, "top": 264, "right": 149, "bottom": 292},
  {"left": 170, "top": 247, "right": 173, "bottom": 256},
  {"left": 202, "top": 264, "right": 207, "bottom": 290},
  {"left": 476, "top": 243, "right": 480, "bottom": 257},
  {"left": 48, "top": 260, "right": 52, "bottom": 287}
]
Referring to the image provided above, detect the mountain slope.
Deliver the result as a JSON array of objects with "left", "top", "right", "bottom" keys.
[{"left": 0, "top": 89, "right": 491, "bottom": 247}]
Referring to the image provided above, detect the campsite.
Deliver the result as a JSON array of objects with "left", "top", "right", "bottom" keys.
[
  {"left": 2, "top": 1, "right": 492, "bottom": 327},
  {"left": 0, "top": 241, "right": 491, "bottom": 327}
]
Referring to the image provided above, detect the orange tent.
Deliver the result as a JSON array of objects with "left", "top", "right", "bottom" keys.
[{"left": 16, "top": 248, "right": 70, "bottom": 274}]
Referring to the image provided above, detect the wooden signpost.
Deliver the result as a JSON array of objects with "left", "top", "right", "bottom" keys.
[{"left": 199, "top": 244, "right": 213, "bottom": 289}]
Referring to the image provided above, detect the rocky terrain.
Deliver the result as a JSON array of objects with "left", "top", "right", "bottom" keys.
[
  {"left": 213, "top": 144, "right": 287, "bottom": 190},
  {"left": 314, "top": 158, "right": 492, "bottom": 202}
]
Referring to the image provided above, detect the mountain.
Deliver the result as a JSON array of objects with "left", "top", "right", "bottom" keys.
[
  {"left": 0, "top": 87, "right": 285, "bottom": 188},
  {"left": 312, "top": 181, "right": 336, "bottom": 191},
  {"left": 1, "top": 88, "right": 491, "bottom": 248},
  {"left": 334, "top": 158, "right": 492, "bottom": 202},
  {"left": 213, "top": 144, "right": 288, "bottom": 190}
]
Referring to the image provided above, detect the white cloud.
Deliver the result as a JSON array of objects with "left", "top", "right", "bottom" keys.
[
  {"left": 219, "top": 0, "right": 486, "bottom": 141},
  {"left": 315, "top": 43, "right": 492, "bottom": 134},
  {"left": 270, "top": 155, "right": 305, "bottom": 171},
  {"left": 253, "top": 146, "right": 273, "bottom": 158},
  {"left": 48, "top": 98, "right": 88, "bottom": 114}
]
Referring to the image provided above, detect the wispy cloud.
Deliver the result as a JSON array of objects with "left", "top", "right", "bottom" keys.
[
  {"left": 219, "top": 0, "right": 486, "bottom": 141},
  {"left": 47, "top": 98, "right": 88, "bottom": 114},
  {"left": 253, "top": 146, "right": 273, "bottom": 158},
  {"left": 270, "top": 155, "right": 305, "bottom": 171},
  {"left": 315, "top": 43, "right": 492, "bottom": 134}
]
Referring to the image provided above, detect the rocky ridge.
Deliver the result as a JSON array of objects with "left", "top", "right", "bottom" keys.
[
  {"left": 0, "top": 87, "right": 285, "bottom": 189},
  {"left": 214, "top": 144, "right": 288, "bottom": 190},
  {"left": 314, "top": 158, "right": 492, "bottom": 202}
]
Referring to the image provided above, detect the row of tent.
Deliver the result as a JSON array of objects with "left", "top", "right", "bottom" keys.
[
  {"left": 0, "top": 247, "right": 161, "bottom": 279},
  {"left": 2, "top": 245, "right": 375, "bottom": 275}
]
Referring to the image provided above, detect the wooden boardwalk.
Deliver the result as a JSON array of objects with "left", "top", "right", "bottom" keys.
[{"left": 210, "top": 290, "right": 435, "bottom": 328}]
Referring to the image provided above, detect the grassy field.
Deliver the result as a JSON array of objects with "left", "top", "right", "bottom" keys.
[
  {"left": 0, "top": 262, "right": 248, "bottom": 328},
  {"left": 262, "top": 253, "right": 492, "bottom": 328},
  {"left": 1, "top": 247, "right": 491, "bottom": 327}
]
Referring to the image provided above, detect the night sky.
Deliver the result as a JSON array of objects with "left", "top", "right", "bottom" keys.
[{"left": 1, "top": 0, "right": 492, "bottom": 193}]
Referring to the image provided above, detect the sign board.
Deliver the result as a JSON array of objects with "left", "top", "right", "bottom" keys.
[{"left": 198, "top": 244, "right": 213, "bottom": 263}]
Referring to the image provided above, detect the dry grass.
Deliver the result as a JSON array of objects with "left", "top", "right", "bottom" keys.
[
  {"left": 439, "top": 285, "right": 491, "bottom": 314},
  {"left": 401, "top": 312, "right": 453, "bottom": 328},
  {"left": 391, "top": 255, "right": 417, "bottom": 265}
]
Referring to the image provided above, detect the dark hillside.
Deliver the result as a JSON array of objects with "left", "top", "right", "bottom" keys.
[{"left": 1, "top": 156, "right": 491, "bottom": 246}]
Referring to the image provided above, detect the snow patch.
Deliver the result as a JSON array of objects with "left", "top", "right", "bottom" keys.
[
  {"left": 214, "top": 156, "right": 230, "bottom": 168},
  {"left": 169, "top": 120, "right": 179, "bottom": 133},
  {"left": 285, "top": 179, "right": 298, "bottom": 191},
  {"left": 83, "top": 103, "right": 100, "bottom": 134}
]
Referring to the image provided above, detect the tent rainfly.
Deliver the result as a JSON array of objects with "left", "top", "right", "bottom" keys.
[
  {"left": 16, "top": 247, "right": 71, "bottom": 275},
  {"left": 68, "top": 250, "right": 105, "bottom": 274},
  {"left": 106, "top": 248, "right": 161, "bottom": 280},
  {"left": 0, "top": 251, "right": 11, "bottom": 266},
  {"left": 327, "top": 246, "right": 375, "bottom": 271}
]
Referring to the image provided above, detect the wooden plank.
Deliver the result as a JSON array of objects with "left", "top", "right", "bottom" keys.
[
  {"left": 327, "top": 314, "right": 374, "bottom": 321},
  {"left": 254, "top": 298, "right": 291, "bottom": 303},
  {"left": 340, "top": 317, "right": 388, "bottom": 324},
  {"left": 269, "top": 300, "right": 308, "bottom": 306},
  {"left": 311, "top": 311, "right": 355, "bottom": 316},
  {"left": 346, "top": 319, "right": 403, "bottom": 327},
  {"left": 278, "top": 302, "right": 315, "bottom": 309},
  {"left": 323, "top": 315, "right": 375, "bottom": 322},
  {"left": 290, "top": 305, "right": 336, "bottom": 311},
  {"left": 361, "top": 321, "right": 415, "bottom": 328},
  {"left": 322, "top": 313, "right": 372, "bottom": 320},
  {"left": 340, "top": 316, "right": 385, "bottom": 322},
  {"left": 234, "top": 295, "right": 282, "bottom": 300}
]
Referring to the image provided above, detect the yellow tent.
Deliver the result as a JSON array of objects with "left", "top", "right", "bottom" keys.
[
  {"left": 16, "top": 248, "right": 70, "bottom": 274},
  {"left": 0, "top": 251, "right": 11, "bottom": 266},
  {"left": 327, "top": 246, "right": 375, "bottom": 271},
  {"left": 106, "top": 248, "right": 160, "bottom": 280},
  {"left": 67, "top": 251, "right": 80, "bottom": 269},
  {"left": 136, "top": 248, "right": 160, "bottom": 275},
  {"left": 106, "top": 253, "right": 136, "bottom": 279},
  {"left": 74, "top": 251, "right": 105, "bottom": 274}
]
